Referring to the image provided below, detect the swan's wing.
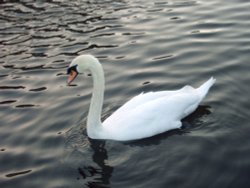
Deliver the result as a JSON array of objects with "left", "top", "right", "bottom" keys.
[
  {"left": 103, "top": 91, "right": 199, "bottom": 140},
  {"left": 111, "top": 85, "right": 195, "bottom": 119}
]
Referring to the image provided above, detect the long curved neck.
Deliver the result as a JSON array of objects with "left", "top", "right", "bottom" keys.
[{"left": 87, "top": 61, "right": 105, "bottom": 138}]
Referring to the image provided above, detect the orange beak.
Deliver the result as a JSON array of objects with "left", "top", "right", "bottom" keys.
[{"left": 67, "top": 70, "right": 78, "bottom": 85}]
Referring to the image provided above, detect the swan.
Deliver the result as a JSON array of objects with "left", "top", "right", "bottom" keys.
[{"left": 67, "top": 54, "right": 215, "bottom": 141}]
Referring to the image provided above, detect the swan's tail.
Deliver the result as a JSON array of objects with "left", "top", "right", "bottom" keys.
[{"left": 196, "top": 77, "right": 216, "bottom": 101}]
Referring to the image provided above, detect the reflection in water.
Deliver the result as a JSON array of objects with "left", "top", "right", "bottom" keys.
[
  {"left": 65, "top": 126, "right": 113, "bottom": 187},
  {"left": 183, "top": 105, "right": 212, "bottom": 126},
  {"left": 85, "top": 139, "right": 113, "bottom": 187}
]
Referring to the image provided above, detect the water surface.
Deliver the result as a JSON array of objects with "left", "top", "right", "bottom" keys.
[{"left": 1, "top": 0, "right": 250, "bottom": 187}]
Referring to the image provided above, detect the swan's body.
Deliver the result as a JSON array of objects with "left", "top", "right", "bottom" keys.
[{"left": 67, "top": 55, "right": 215, "bottom": 141}]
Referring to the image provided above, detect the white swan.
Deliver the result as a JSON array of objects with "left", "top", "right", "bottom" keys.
[{"left": 67, "top": 55, "right": 215, "bottom": 141}]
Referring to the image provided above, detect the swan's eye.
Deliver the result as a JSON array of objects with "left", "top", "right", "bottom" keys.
[{"left": 67, "top": 65, "right": 78, "bottom": 75}]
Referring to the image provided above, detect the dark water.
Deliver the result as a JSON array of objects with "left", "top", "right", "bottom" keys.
[{"left": 1, "top": 0, "right": 250, "bottom": 187}]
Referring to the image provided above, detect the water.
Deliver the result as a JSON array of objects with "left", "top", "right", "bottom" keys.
[{"left": 1, "top": 0, "right": 250, "bottom": 187}]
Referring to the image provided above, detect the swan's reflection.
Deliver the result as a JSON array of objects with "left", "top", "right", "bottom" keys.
[
  {"left": 65, "top": 124, "right": 113, "bottom": 187},
  {"left": 78, "top": 139, "right": 113, "bottom": 188},
  {"left": 183, "top": 105, "right": 212, "bottom": 125}
]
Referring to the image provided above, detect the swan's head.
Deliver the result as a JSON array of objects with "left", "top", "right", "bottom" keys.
[{"left": 67, "top": 54, "right": 99, "bottom": 85}]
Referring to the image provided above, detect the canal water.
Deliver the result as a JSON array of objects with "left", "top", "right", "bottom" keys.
[{"left": 1, "top": 0, "right": 250, "bottom": 187}]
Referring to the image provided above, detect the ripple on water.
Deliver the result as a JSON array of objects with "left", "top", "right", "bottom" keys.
[
  {"left": 0, "top": 100, "right": 17, "bottom": 105},
  {"left": 15, "top": 104, "right": 38, "bottom": 108},
  {"left": 0, "top": 86, "right": 25, "bottom": 90},
  {"left": 5, "top": 170, "right": 32, "bottom": 178},
  {"left": 29, "top": 87, "right": 47, "bottom": 92}
]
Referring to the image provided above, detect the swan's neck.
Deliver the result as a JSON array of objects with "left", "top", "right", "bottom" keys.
[{"left": 87, "top": 61, "right": 105, "bottom": 138}]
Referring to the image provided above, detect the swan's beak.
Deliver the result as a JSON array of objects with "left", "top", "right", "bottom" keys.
[{"left": 67, "top": 70, "right": 78, "bottom": 85}]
